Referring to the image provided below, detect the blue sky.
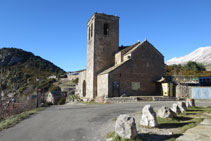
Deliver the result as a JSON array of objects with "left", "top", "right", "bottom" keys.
[{"left": 0, "top": 0, "right": 211, "bottom": 71}]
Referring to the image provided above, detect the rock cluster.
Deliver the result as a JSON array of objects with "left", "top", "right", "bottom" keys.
[{"left": 113, "top": 99, "right": 195, "bottom": 139}]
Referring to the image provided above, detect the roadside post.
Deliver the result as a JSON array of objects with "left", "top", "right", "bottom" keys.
[{"left": 36, "top": 78, "right": 40, "bottom": 108}]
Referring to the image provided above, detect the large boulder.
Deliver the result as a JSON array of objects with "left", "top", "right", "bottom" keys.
[
  {"left": 140, "top": 105, "right": 158, "bottom": 127},
  {"left": 115, "top": 114, "right": 137, "bottom": 139},
  {"left": 171, "top": 103, "right": 181, "bottom": 113},
  {"left": 158, "top": 106, "right": 176, "bottom": 118},
  {"left": 177, "top": 102, "right": 187, "bottom": 113}
]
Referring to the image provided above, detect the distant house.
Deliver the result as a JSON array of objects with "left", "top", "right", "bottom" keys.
[
  {"left": 46, "top": 91, "right": 64, "bottom": 104},
  {"left": 48, "top": 75, "right": 57, "bottom": 79},
  {"left": 66, "top": 71, "right": 84, "bottom": 81}
]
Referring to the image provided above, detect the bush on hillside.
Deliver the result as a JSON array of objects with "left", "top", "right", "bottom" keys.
[{"left": 165, "top": 61, "right": 210, "bottom": 76}]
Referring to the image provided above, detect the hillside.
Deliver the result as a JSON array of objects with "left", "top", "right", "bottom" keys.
[
  {"left": 0, "top": 48, "right": 65, "bottom": 103},
  {"left": 166, "top": 46, "right": 211, "bottom": 70}
]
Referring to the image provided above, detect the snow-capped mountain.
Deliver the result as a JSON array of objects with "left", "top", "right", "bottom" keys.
[{"left": 166, "top": 46, "right": 211, "bottom": 70}]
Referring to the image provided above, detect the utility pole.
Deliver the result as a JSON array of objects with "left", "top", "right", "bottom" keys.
[{"left": 36, "top": 77, "right": 39, "bottom": 108}]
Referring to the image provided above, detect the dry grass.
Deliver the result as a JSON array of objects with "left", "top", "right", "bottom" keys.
[{"left": 0, "top": 107, "right": 44, "bottom": 131}]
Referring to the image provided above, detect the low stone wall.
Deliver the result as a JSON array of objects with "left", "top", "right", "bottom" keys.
[
  {"left": 153, "top": 97, "right": 177, "bottom": 101},
  {"left": 105, "top": 97, "right": 138, "bottom": 103},
  {"left": 105, "top": 96, "right": 177, "bottom": 103}
]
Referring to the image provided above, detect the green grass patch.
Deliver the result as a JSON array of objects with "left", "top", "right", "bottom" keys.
[
  {"left": 106, "top": 131, "right": 116, "bottom": 138},
  {"left": 112, "top": 117, "right": 117, "bottom": 121},
  {"left": 0, "top": 107, "right": 44, "bottom": 131},
  {"left": 66, "top": 95, "right": 83, "bottom": 103},
  {"left": 106, "top": 131, "right": 143, "bottom": 141},
  {"left": 156, "top": 106, "right": 211, "bottom": 140}
]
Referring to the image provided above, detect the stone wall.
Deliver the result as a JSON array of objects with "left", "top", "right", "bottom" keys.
[
  {"left": 97, "top": 73, "right": 109, "bottom": 97},
  {"left": 115, "top": 52, "right": 122, "bottom": 65},
  {"left": 107, "top": 41, "right": 164, "bottom": 97},
  {"left": 175, "top": 84, "right": 192, "bottom": 98},
  {"left": 76, "top": 70, "right": 86, "bottom": 97},
  {"left": 105, "top": 97, "right": 138, "bottom": 103}
]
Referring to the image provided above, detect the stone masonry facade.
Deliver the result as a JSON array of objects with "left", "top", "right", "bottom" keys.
[{"left": 76, "top": 12, "right": 164, "bottom": 101}]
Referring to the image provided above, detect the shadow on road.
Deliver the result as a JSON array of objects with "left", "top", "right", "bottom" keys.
[
  {"left": 159, "top": 122, "right": 194, "bottom": 129},
  {"left": 140, "top": 133, "right": 182, "bottom": 141}
]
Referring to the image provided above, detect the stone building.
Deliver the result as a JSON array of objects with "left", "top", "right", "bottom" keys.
[{"left": 76, "top": 12, "right": 164, "bottom": 101}]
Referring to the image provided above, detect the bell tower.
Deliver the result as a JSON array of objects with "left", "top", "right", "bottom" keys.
[{"left": 85, "top": 13, "right": 119, "bottom": 99}]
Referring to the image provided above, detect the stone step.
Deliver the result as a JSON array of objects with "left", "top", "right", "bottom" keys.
[{"left": 153, "top": 96, "right": 177, "bottom": 101}]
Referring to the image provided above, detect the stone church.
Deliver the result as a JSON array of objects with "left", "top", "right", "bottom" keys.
[{"left": 76, "top": 12, "right": 164, "bottom": 101}]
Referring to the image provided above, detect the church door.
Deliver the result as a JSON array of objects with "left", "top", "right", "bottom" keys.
[{"left": 112, "top": 81, "right": 120, "bottom": 97}]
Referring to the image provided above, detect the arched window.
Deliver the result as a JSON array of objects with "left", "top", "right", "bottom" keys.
[
  {"left": 91, "top": 23, "right": 93, "bottom": 37},
  {"left": 104, "top": 23, "right": 109, "bottom": 35},
  {"left": 88, "top": 27, "right": 91, "bottom": 40},
  {"left": 82, "top": 80, "right": 86, "bottom": 97}
]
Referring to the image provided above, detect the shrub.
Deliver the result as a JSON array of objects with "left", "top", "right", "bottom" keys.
[
  {"left": 57, "top": 98, "right": 65, "bottom": 105},
  {"left": 66, "top": 95, "right": 82, "bottom": 103},
  {"left": 49, "top": 86, "right": 61, "bottom": 92},
  {"left": 72, "top": 78, "right": 79, "bottom": 84}
]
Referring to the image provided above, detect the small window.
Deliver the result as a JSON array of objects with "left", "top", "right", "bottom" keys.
[
  {"left": 104, "top": 23, "right": 109, "bottom": 35},
  {"left": 91, "top": 23, "right": 93, "bottom": 37},
  {"left": 88, "top": 27, "right": 91, "bottom": 40},
  {"left": 131, "top": 82, "right": 140, "bottom": 90}
]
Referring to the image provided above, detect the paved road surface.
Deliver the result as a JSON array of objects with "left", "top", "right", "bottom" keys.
[{"left": 0, "top": 101, "right": 210, "bottom": 141}]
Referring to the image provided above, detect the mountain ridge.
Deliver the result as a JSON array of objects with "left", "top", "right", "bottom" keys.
[
  {"left": 166, "top": 46, "right": 211, "bottom": 71},
  {"left": 0, "top": 47, "right": 65, "bottom": 102}
]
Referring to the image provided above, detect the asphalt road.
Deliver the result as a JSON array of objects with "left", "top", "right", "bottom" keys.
[{"left": 0, "top": 101, "right": 211, "bottom": 141}]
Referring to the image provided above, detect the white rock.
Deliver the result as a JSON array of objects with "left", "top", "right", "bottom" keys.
[
  {"left": 177, "top": 102, "right": 187, "bottom": 113},
  {"left": 188, "top": 101, "right": 193, "bottom": 107},
  {"left": 171, "top": 103, "right": 181, "bottom": 113},
  {"left": 140, "top": 105, "right": 158, "bottom": 127},
  {"left": 186, "top": 101, "right": 191, "bottom": 108},
  {"left": 115, "top": 114, "right": 137, "bottom": 139},
  {"left": 158, "top": 106, "right": 176, "bottom": 118},
  {"left": 106, "top": 138, "right": 113, "bottom": 141}
]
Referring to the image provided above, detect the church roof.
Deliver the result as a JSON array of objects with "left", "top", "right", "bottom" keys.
[
  {"left": 99, "top": 60, "right": 131, "bottom": 75},
  {"left": 117, "top": 42, "right": 140, "bottom": 55},
  {"left": 124, "top": 40, "right": 163, "bottom": 57}
]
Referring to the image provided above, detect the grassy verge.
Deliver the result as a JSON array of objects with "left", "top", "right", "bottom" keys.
[
  {"left": 156, "top": 106, "right": 211, "bottom": 141},
  {"left": 107, "top": 106, "right": 211, "bottom": 141},
  {"left": 82, "top": 101, "right": 104, "bottom": 105},
  {"left": 106, "top": 131, "right": 143, "bottom": 141},
  {"left": 0, "top": 107, "right": 44, "bottom": 131}
]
